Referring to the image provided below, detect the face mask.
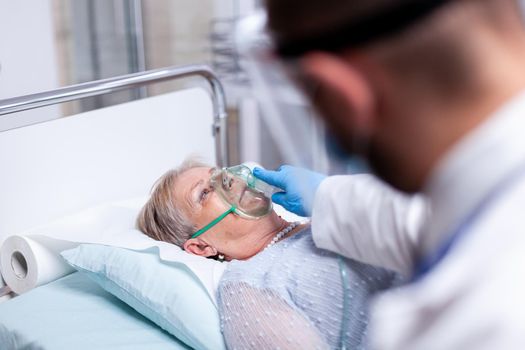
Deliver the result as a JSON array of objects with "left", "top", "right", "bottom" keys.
[{"left": 191, "top": 165, "right": 278, "bottom": 238}]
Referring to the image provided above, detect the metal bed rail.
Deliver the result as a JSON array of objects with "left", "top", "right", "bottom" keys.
[{"left": 0, "top": 64, "right": 229, "bottom": 167}]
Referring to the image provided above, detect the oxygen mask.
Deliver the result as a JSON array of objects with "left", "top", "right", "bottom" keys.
[
  {"left": 210, "top": 165, "right": 280, "bottom": 219},
  {"left": 191, "top": 165, "right": 281, "bottom": 239}
]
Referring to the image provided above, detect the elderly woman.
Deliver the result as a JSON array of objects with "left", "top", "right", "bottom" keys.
[{"left": 137, "top": 159, "right": 399, "bottom": 349}]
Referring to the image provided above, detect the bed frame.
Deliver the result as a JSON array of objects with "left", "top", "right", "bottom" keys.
[
  {"left": 0, "top": 65, "right": 229, "bottom": 247},
  {"left": 0, "top": 65, "right": 229, "bottom": 166}
]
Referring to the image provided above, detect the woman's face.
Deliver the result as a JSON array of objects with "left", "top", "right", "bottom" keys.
[
  {"left": 175, "top": 167, "right": 235, "bottom": 233},
  {"left": 175, "top": 167, "right": 279, "bottom": 260}
]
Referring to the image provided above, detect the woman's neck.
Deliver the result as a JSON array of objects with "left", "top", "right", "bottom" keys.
[
  {"left": 231, "top": 212, "right": 307, "bottom": 260},
  {"left": 255, "top": 213, "right": 308, "bottom": 250}
]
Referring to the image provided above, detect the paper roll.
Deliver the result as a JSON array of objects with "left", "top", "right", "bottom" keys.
[{"left": 0, "top": 235, "right": 78, "bottom": 295}]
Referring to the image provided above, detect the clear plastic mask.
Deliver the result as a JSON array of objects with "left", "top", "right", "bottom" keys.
[{"left": 210, "top": 165, "right": 279, "bottom": 219}]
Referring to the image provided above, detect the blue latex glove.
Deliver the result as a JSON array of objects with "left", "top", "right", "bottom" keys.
[{"left": 253, "top": 165, "right": 327, "bottom": 217}]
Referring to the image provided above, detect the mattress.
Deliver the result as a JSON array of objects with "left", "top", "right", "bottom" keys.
[{"left": 0, "top": 272, "right": 190, "bottom": 350}]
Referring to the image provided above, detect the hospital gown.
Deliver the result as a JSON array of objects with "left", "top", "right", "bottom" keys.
[{"left": 217, "top": 226, "right": 399, "bottom": 350}]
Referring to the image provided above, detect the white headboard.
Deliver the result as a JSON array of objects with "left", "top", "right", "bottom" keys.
[{"left": 0, "top": 87, "right": 215, "bottom": 244}]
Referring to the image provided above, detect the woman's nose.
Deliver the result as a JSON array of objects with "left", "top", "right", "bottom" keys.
[{"left": 222, "top": 174, "right": 234, "bottom": 190}]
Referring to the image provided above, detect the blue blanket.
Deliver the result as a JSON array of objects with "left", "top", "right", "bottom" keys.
[{"left": 0, "top": 273, "right": 189, "bottom": 350}]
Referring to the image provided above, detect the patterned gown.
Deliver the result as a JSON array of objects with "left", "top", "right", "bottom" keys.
[{"left": 217, "top": 226, "right": 400, "bottom": 349}]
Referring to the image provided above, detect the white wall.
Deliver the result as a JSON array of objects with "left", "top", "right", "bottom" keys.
[{"left": 0, "top": 0, "right": 60, "bottom": 131}]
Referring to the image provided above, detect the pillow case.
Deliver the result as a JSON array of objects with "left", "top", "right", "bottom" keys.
[
  {"left": 19, "top": 197, "right": 226, "bottom": 303},
  {"left": 62, "top": 244, "right": 225, "bottom": 350}
]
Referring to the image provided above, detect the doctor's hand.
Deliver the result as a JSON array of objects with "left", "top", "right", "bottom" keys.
[{"left": 253, "top": 165, "right": 326, "bottom": 217}]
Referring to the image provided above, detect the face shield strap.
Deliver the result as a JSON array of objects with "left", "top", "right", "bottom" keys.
[
  {"left": 191, "top": 205, "right": 237, "bottom": 239},
  {"left": 275, "top": 0, "right": 452, "bottom": 58}
]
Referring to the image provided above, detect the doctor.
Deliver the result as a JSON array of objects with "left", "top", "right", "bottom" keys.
[{"left": 254, "top": 0, "right": 525, "bottom": 348}]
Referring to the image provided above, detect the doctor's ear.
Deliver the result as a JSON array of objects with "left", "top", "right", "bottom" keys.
[
  {"left": 183, "top": 238, "right": 218, "bottom": 257},
  {"left": 299, "top": 51, "right": 376, "bottom": 133}
]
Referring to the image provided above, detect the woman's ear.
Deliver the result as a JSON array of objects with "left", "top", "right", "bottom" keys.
[
  {"left": 183, "top": 238, "right": 218, "bottom": 257},
  {"left": 299, "top": 51, "right": 376, "bottom": 134}
]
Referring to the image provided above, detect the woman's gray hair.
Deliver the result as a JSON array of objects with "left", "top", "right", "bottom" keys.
[{"left": 136, "top": 157, "right": 209, "bottom": 248}]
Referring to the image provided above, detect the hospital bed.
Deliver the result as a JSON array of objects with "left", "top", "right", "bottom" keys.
[{"left": 0, "top": 65, "right": 229, "bottom": 349}]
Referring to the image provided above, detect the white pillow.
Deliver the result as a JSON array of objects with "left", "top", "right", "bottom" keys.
[
  {"left": 62, "top": 244, "right": 226, "bottom": 350},
  {"left": 16, "top": 197, "right": 226, "bottom": 304}
]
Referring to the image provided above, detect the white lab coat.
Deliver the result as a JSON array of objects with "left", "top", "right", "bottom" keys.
[{"left": 311, "top": 90, "right": 525, "bottom": 349}]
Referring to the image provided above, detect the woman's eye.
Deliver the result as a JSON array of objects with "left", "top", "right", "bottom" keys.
[{"left": 199, "top": 188, "right": 211, "bottom": 202}]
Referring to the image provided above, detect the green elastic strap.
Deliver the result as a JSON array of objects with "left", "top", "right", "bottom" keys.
[
  {"left": 338, "top": 256, "right": 350, "bottom": 349},
  {"left": 191, "top": 205, "right": 237, "bottom": 239}
]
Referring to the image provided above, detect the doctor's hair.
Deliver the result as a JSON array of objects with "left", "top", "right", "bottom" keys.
[
  {"left": 265, "top": 0, "right": 523, "bottom": 98},
  {"left": 136, "top": 157, "right": 209, "bottom": 248}
]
